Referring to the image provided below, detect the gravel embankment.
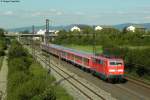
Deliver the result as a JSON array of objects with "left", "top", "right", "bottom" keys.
[{"left": 0, "top": 52, "right": 8, "bottom": 100}]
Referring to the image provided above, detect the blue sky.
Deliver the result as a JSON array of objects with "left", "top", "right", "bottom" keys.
[{"left": 0, "top": 0, "right": 150, "bottom": 28}]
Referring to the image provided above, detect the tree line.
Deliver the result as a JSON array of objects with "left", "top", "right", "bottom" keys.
[
  {"left": 0, "top": 28, "right": 7, "bottom": 56},
  {"left": 53, "top": 26, "right": 150, "bottom": 46}
]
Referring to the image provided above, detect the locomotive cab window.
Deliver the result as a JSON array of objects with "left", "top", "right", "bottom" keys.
[{"left": 109, "top": 61, "right": 122, "bottom": 66}]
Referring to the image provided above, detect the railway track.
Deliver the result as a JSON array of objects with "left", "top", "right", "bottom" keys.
[
  {"left": 41, "top": 52, "right": 150, "bottom": 100},
  {"left": 39, "top": 56, "right": 106, "bottom": 100},
  {"left": 29, "top": 47, "right": 115, "bottom": 100},
  {"left": 41, "top": 49, "right": 150, "bottom": 90},
  {"left": 126, "top": 76, "right": 150, "bottom": 89},
  {"left": 22, "top": 43, "right": 150, "bottom": 100}
]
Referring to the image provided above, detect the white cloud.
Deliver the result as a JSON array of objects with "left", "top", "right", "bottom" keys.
[
  {"left": 49, "top": 9, "right": 57, "bottom": 12},
  {"left": 29, "top": 10, "right": 63, "bottom": 17},
  {"left": 56, "top": 12, "right": 63, "bottom": 15},
  {"left": 144, "top": 16, "right": 150, "bottom": 19},
  {"left": 31, "top": 12, "right": 42, "bottom": 17},
  {"left": 75, "top": 12, "right": 85, "bottom": 15},
  {"left": 3, "top": 11, "right": 13, "bottom": 16}
]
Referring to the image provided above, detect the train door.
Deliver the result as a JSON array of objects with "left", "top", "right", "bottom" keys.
[
  {"left": 62, "top": 51, "right": 66, "bottom": 59},
  {"left": 83, "top": 58, "right": 89, "bottom": 68},
  {"left": 95, "top": 59, "right": 98, "bottom": 72},
  {"left": 91, "top": 58, "right": 96, "bottom": 71},
  {"left": 102, "top": 60, "right": 107, "bottom": 75}
]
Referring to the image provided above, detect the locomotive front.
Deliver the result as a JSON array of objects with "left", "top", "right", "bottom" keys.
[{"left": 107, "top": 59, "right": 125, "bottom": 81}]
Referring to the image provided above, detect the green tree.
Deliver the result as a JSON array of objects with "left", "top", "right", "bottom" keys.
[{"left": 0, "top": 28, "right": 5, "bottom": 37}]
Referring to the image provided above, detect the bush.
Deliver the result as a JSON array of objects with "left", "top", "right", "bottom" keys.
[
  {"left": 15, "top": 79, "right": 47, "bottom": 100},
  {"left": 0, "top": 36, "right": 6, "bottom": 56},
  {"left": 38, "top": 86, "right": 56, "bottom": 100},
  {"left": 8, "top": 44, "right": 28, "bottom": 59},
  {"left": 0, "top": 50, "right": 5, "bottom": 56},
  {"left": 8, "top": 58, "right": 31, "bottom": 74},
  {"left": 7, "top": 71, "right": 30, "bottom": 100},
  {"left": 103, "top": 46, "right": 150, "bottom": 77}
]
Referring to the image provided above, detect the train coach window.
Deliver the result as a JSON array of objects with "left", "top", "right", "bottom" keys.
[
  {"left": 99, "top": 60, "right": 103, "bottom": 64},
  {"left": 92, "top": 58, "right": 97, "bottom": 63},
  {"left": 84, "top": 58, "right": 89, "bottom": 62},
  {"left": 62, "top": 52, "right": 66, "bottom": 56},
  {"left": 75, "top": 56, "right": 82, "bottom": 60}
]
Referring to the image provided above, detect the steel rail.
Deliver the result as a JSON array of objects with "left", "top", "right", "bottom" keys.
[{"left": 36, "top": 51, "right": 106, "bottom": 100}]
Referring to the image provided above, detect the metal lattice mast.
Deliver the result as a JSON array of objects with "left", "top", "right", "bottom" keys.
[
  {"left": 93, "top": 32, "right": 96, "bottom": 56},
  {"left": 45, "top": 19, "right": 49, "bottom": 44},
  {"left": 45, "top": 19, "right": 51, "bottom": 74},
  {"left": 32, "top": 25, "right": 35, "bottom": 58}
]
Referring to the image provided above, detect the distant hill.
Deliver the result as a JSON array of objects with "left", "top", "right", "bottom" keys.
[
  {"left": 114, "top": 23, "right": 150, "bottom": 31},
  {"left": 7, "top": 24, "right": 90, "bottom": 32},
  {"left": 141, "top": 23, "right": 150, "bottom": 30},
  {"left": 114, "top": 23, "right": 133, "bottom": 30},
  {"left": 7, "top": 23, "right": 150, "bottom": 32},
  {"left": 7, "top": 25, "right": 68, "bottom": 32}
]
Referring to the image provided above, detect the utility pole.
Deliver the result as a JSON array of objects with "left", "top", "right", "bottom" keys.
[
  {"left": 93, "top": 31, "right": 96, "bottom": 56},
  {"left": 32, "top": 25, "right": 35, "bottom": 59},
  {"left": 45, "top": 19, "right": 51, "bottom": 74},
  {"left": 45, "top": 19, "right": 49, "bottom": 44}
]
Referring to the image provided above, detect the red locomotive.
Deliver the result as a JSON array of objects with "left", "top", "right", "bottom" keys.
[{"left": 41, "top": 43, "right": 125, "bottom": 82}]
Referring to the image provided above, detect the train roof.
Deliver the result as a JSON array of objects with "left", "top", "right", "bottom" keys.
[
  {"left": 92, "top": 55, "right": 123, "bottom": 62},
  {"left": 49, "top": 44, "right": 92, "bottom": 58},
  {"left": 42, "top": 43, "right": 123, "bottom": 61}
]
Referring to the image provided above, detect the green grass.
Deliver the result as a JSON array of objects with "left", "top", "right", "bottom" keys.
[
  {"left": 55, "top": 85, "right": 73, "bottom": 100},
  {"left": 63, "top": 44, "right": 103, "bottom": 54},
  {"left": 125, "top": 71, "right": 150, "bottom": 84},
  {"left": 29, "top": 62, "right": 50, "bottom": 77},
  {"left": 0, "top": 56, "right": 4, "bottom": 71},
  {"left": 29, "top": 62, "right": 73, "bottom": 100},
  {"left": 121, "top": 45, "right": 150, "bottom": 50}
]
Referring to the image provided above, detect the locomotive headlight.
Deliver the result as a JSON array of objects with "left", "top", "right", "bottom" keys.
[
  {"left": 109, "top": 69, "right": 123, "bottom": 72},
  {"left": 109, "top": 69, "right": 116, "bottom": 72},
  {"left": 117, "top": 69, "right": 123, "bottom": 72}
]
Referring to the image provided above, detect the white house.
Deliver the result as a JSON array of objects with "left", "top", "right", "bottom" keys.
[
  {"left": 95, "top": 26, "right": 103, "bottom": 31},
  {"left": 54, "top": 30, "right": 59, "bottom": 34},
  {"left": 126, "top": 26, "right": 136, "bottom": 32},
  {"left": 36, "top": 29, "right": 58, "bottom": 35},
  {"left": 70, "top": 26, "right": 81, "bottom": 32},
  {"left": 37, "top": 29, "right": 45, "bottom": 35},
  {"left": 15, "top": 32, "right": 19, "bottom": 35},
  {"left": 34, "top": 29, "right": 58, "bottom": 40},
  {"left": 126, "top": 25, "right": 145, "bottom": 32}
]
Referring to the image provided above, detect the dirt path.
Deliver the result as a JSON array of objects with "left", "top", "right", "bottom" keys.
[{"left": 0, "top": 53, "right": 8, "bottom": 100}]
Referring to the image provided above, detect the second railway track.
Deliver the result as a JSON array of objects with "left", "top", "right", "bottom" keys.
[
  {"left": 42, "top": 50, "right": 150, "bottom": 100},
  {"left": 27, "top": 46, "right": 116, "bottom": 100},
  {"left": 23, "top": 44, "right": 150, "bottom": 100}
]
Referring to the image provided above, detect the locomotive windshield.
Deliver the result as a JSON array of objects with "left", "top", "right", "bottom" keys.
[{"left": 109, "top": 61, "right": 122, "bottom": 66}]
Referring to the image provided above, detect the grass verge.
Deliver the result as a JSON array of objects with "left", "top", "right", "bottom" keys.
[
  {"left": 63, "top": 44, "right": 103, "bottom": 54},
  {"left": 0, "top": 56, "right": 4, "bottom": 71},
  {"left": 125, "top": 71, "right": 150, "bottom": 84}
]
